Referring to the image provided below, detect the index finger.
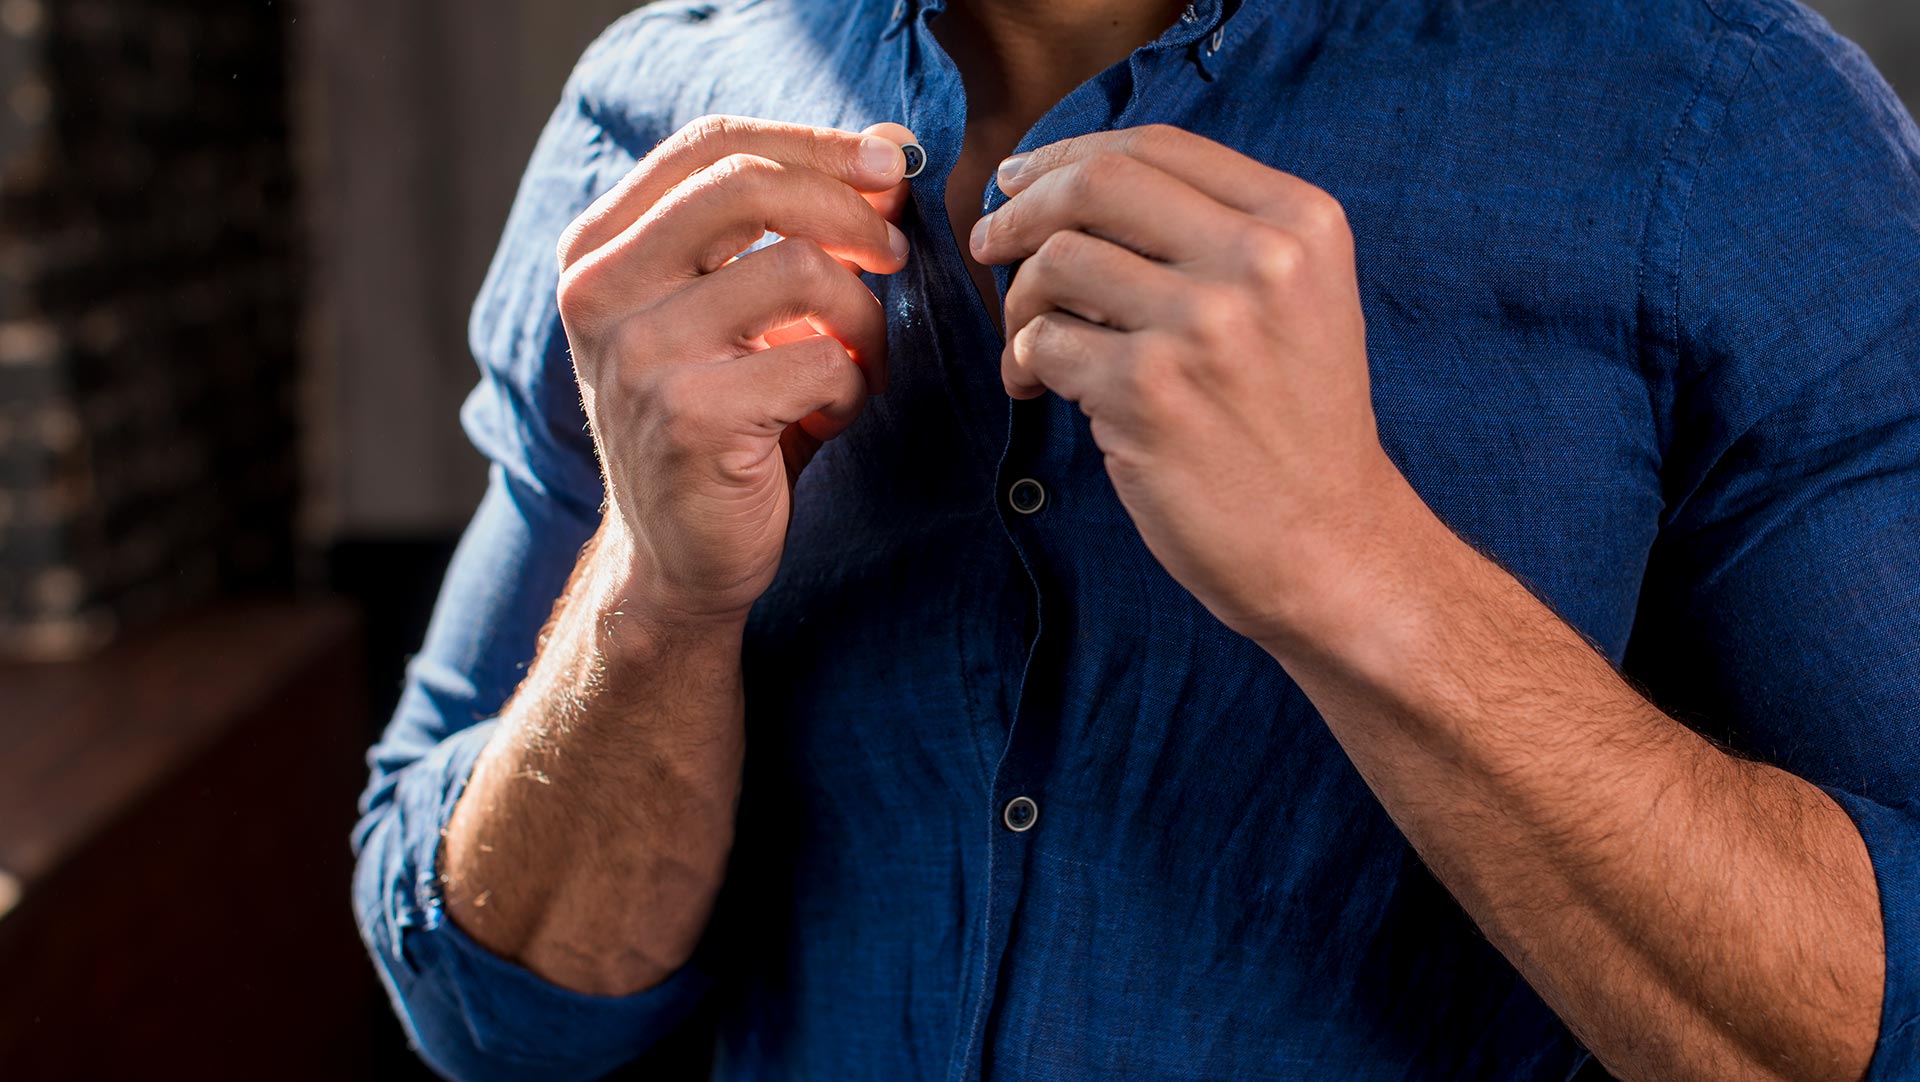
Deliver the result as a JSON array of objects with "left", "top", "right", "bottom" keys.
[
  {"left": 995, "top": 124, "right": 1312, "bottom": 219},
  {"left": 559, "top": 115, "right": 916, "bottom": 268}
]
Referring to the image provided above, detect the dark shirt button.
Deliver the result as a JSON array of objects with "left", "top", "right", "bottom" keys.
[
  {"left": 1007, "top": 477, "right": 1046, "bottom": 515},
  {"left": 1003, "top": 795, "right": 1038, "bottom": 832},
  {"left": 900, "top": 142, "right": 927, "bottom": 179}
]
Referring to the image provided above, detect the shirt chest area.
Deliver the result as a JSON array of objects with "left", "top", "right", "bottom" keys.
[
  {"left": 649, "top": 16, "right": 1671, "bottom": 655},
  {"left": 835, "top": 203, "right": 1660, "bottom": 662}
]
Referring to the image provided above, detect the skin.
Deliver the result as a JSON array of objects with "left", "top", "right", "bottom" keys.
[{"left": 439, "top": 3, "right": 1887, "bottom": 1080}]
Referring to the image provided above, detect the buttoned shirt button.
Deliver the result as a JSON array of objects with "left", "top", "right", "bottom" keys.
[
  {"left": 1003, "top": 795, "right": 1038, "bottom": 832},
  {"left": 1007, "top": 477, "right": 1046, "bottom": 515}
]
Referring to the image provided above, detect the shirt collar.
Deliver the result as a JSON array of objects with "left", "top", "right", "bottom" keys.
[
  {"left": 884, "top": 0, "right": 1250, "bottom": 49},
  {"left": 1168, "top": 0, "right": 1240, "bottom": 79},
  {"left": 878, "top": 0, "right": 1274, "bottom": 83}
]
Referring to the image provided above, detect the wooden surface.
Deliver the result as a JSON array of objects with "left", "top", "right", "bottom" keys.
[{"left": 0, "top": 598, "right": 377, "bottom": 1078}]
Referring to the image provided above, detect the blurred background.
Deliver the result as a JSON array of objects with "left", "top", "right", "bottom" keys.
[{"left": 0, "top": 0, "right": 1911, "bottom": 1078}]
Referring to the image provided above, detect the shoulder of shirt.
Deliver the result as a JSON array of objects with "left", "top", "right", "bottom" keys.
[
  {"left": 557, "top": 0, "right": 858, "bottom": 152},
  {"left": 570, "top": 0, "right": 744, "bottom": 83},
  {"left": 559, "top": 0, "right": 717, "bottom": 147},
  {"left": 1689, "top": 0, "right": 1829, "bottom": 40},
  {"left": 1462, "top": 0, "right": 1862, "bottom": 67},
  {"left": 1463, "top": 0, "right": 1898, "bottom": 123},
  {"left": 1682, "top": 0, "right": 1912, "bottom": 134},
  {"left": 1655, "top": 0, "right": 1881, "bottom": 82}
]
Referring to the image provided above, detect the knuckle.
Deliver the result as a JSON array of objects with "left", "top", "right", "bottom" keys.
[
  {"left": 1241, "top": 226, "right": 1308, "bottom": 285},
  {"left": 657, "top": 115, "right": 737, "bottom": 168},
  {"left": 1031, "top": 230, "right": 1085, "bottom": 275},
  {"left": 800, "top": 335, "right": 854, "bottom": 382},
  {"left": 704, "top": 151, "right": 776, "bottom": 190},
  {"left": 1295, "top": 188, "right": 1349, "bottom": 242},
  {"left": 984, "top": 199, "right": 1020, "bottom": 246},
  {"left": 1000, "top": 282, "right": 1036, "bottom": 330},
  {"left": 555, "top": 264, "right": 602, "bottom": 326},
  {"left": 644, "top": 369, "right": 706, "bottom": 439},
  {"left": 793, "top": 338, "right": 859, "bottom": 406},
  {"left": 836, "top": 133, "right": 874, "bottom": 179},
  {"left": 556, "top": 218, "right": 590, "bottom": 270},
  {"left": 1073, "top": 152, "right": 1131, "bottom": 198},
  {"left": 771, "top": 238, "right": 840, "bottom": 291},
  {"left": 776, "top": 236, "right": 838, "bottom": 278},
  {"left": 1018, "top": 146, "right": 1057, "bottom": 178},
  {"left": 684, "top": 113, "right": 741, "bottom": 147},
  {"left": 1126, "top": 124, "right": 1182, "bottom": 156}
]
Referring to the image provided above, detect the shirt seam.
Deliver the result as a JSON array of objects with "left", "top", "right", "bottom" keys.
[
  {"left": 1631, "top": 19, "right": 1770, "bottom": 519},
  {"left": 1697, "top": 0, "right": 1784, "bottom": 36},
  {"left": 1665, "top": 33, "right": 1769, "bottom": 394}
]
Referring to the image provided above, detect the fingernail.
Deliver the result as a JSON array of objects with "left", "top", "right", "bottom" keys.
[
  {"left": 995, "top": 153, "right": 1030, "bottom": 190},
  {"left": 969, "top": 212, "right": 992, "bottom": 255},
  {"left": 860, "top": 136, "right": 902, "bottom": 177},
  {"left": 886, "top": 221, "right": 910, "bottom": 262},
  {"left": 967, "top": 215, "right": 998, "bottom": 257}
]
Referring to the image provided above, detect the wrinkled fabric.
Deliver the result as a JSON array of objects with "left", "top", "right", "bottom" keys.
[{"left": 351, "top": 0, "right": 1920, "bottom": 1078}]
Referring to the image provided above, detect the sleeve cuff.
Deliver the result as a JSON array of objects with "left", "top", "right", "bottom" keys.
[
  {"left": 1823, "top": 788, "right": 1920, "bottom": 1081},
  {"left": 354, "top": 722, "right": 711, "bottom": 1080}
]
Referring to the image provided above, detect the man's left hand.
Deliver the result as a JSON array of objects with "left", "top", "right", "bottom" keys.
[{"left": 972, "top": 124, "right": 1406, "bottom": 648}]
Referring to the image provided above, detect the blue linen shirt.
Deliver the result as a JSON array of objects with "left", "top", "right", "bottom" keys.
[{"left": 351, "top": 0, "right": 1920, "bottom": 1077}]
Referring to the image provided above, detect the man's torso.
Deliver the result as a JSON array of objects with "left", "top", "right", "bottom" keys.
[{"left": 551, "top": 0, "right": 1816, "bottom": 1076}]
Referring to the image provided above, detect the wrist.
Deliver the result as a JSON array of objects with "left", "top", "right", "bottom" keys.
[
  {"left": 504, "top": 522, "right": 750, "bottom": 780},
  {"left": 1247, "top": 457, "right": 1458, "bottom": 678},
  {"left": 583, "top": 520, "right": 750, "bottom": 668}
]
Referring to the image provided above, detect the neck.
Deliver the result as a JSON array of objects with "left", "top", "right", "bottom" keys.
[
  {"left": 928, "top": 0, "right": 1192, "bottom": 334},
  {"left": 937, "top": 0, "right": 1189, "bottom": 121}
]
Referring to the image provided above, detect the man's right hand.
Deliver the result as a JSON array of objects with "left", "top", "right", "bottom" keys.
[
  {"left": 556, "top": 114, "right": 915, "bottom": 628},
  {"left": 438, "top": 116, "right": 915, "bottom": 997}
]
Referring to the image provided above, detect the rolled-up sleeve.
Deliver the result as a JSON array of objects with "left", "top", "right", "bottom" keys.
[
  {"left": 1625, "top": 9, "right": 1920, "bottom": 1076},
  {"left": 348, "top": 11, "right": 709, "bottom": 1079},
  {"left": 351, "top": 469, "right": 713, "bottom": 1080}
]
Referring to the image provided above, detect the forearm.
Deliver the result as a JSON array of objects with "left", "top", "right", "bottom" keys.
[
  {"left": 441, "top": 518, "right": 747, "bottom": 996},
  {"left": 1262, "top": 471, "right": 1883, "bottom": 1082},
  {"left": 429, "top": 115, "right": 914, "bottom": 1001}
]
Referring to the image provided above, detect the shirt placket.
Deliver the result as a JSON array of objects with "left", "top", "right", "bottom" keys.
[{"left": 891, "top": 2, "right": 1229, "bottom": 1078}]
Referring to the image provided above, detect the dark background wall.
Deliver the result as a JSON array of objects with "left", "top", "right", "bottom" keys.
[
  {"left": 298, "top": 0, "right": 643, "bottom": 769},
  {"left": 0, "top": 0, "right": 300, "bottom": 657},
  {"left": 298, "top": 0, "right": 640, "bottom": 539}
]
